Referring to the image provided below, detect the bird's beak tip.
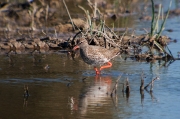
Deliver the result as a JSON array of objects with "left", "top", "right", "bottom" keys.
[{"left": 73, "top": 45, "right": 80, "bottom": 51}]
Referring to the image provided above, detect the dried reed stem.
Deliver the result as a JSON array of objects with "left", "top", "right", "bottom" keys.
[{"left": 62, "top": 0, "right": 75, "bottom": 31}]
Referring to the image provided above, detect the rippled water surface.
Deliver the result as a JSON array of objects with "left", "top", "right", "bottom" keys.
[{"left": 0, "top": 0, "right": 180, "bottom": 119}]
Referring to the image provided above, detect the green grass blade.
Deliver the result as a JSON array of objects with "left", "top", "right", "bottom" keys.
[
  {"left": 150, "top": 0, "right": 155, "bottom": 37},
  {"left": 154, "top": 40, "right": 171, "bottom": 56},
  {"left": 156, "top": 0, "right": 172, "bottom": 39},
  {"left": 154, "top": 4, "right": 162, "bottom": 34}
]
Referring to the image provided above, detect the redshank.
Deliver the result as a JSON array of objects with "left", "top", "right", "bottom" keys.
[{"left": 73, "top": 38, "right": 121, "bottom": 75}]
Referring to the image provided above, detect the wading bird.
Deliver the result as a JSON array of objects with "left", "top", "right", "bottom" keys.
[{"left": 73, "top": 38, "right": 121, "bottom": 75}]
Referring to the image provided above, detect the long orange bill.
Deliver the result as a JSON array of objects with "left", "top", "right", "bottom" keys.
[{"left": 73, "top": 45, "right": 80, "bottom": 51}]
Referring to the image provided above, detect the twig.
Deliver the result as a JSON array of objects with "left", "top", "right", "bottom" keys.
[
  {"left": 24, "top": 85, "right": 29, "bottom": 97},
  {"left": 54, "top": 28, "right": 58, "bottom": 38},
  {"left": 166, "top": 43, "right": 174, "bottom": 60},
  {"left": 145, "top": 88, "right": 158, "bottom": 101},
  {"left": 125, "top": 77, "right": 130, "bottom": 94},
  {"left": 144, "top": 77, "right": 159, "bottom": 89},
  {"left": 140, "top": 71, "right": 144, "bottom": 91},
  {"left": 122, "top": 83, "right": 124, "bottom": 92},
  {"left": 104, "top": 24, "right": 119, "bottom": 39},
  {"left": 140, "top": 89, "right": 144, "bottom": 106},
  {"left": 92, "top": 30, "right": 119, "bottom": 47},
  {"left": 150, "top": 79, "right": 154, "bottom": 92},
  {"left": 42, "top": 30, "right": 47, "bottom": 36},
  {"left": 120, "top": 27, "right": 128, "bottom": 42},
  {"left": 143, "top": 28, "right": 149, "bottom": 34},
  {"left": 110, "top": 74, "right": 122, "bottom": 97}
]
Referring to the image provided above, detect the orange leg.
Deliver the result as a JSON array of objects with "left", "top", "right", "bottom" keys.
[
  {"left": 94, "top": 62, "right": 112, "bottom": 75},
  {"left": 100, "top": 62, "right": 112, "bottom": 71}
]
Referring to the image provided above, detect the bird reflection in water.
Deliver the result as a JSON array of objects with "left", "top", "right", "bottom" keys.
[{"left": 78, "top": 75, "right": 112, "bottom": 115}]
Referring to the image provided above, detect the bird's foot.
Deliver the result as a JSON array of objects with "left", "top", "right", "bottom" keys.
[
  {"left": 96, "top": 71, "right": 101, "bottom": 75},
  {"left": 94, "top": 67, "right": 101, "bottom": 75}
]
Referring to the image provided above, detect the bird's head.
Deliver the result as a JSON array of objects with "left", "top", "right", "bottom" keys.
[{"left": 73, "top": 38, "right": 88, "bottom": 51}]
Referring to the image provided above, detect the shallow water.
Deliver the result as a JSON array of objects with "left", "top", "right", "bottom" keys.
[
  {"left": 0, "top": 0, "right": 180, "bottom": 119},
  {"left": 0, "top": 52, "right": 179, "bottom": 119}
]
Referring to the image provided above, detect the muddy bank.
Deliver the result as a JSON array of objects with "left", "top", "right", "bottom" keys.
[{"left": 0, "top": 0, "right": 177, "bottom": 63}]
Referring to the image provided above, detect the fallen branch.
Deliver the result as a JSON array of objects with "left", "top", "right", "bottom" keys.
[{"left": 144, "top": 77, "right": 159, "bottom": 89}]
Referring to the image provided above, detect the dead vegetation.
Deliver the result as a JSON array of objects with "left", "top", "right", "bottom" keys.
[{"left": 0, "top": 0, "right": 177, "bottom": 63}]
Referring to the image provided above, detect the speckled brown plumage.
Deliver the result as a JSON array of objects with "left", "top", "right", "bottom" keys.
[{"left": 76, "top": 39, "right": 120, "bottom": 66}]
